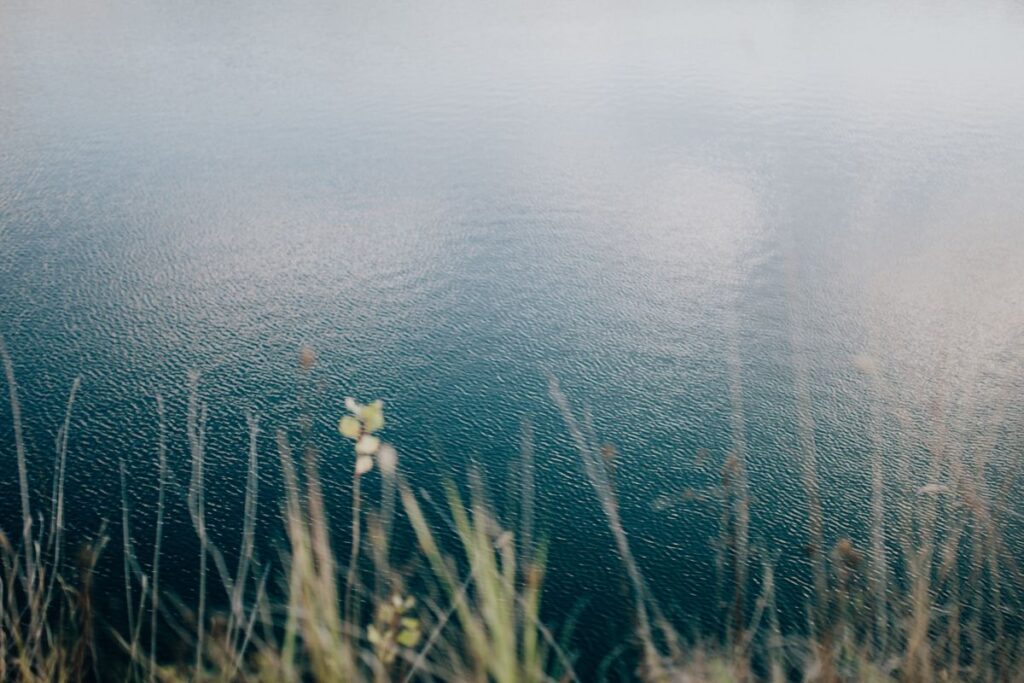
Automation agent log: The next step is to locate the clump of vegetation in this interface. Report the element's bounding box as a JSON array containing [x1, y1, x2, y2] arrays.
[[2, 335, 1024, 682], [0, 338, 573, 682]]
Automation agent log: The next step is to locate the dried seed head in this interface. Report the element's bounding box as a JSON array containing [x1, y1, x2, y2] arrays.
[[835, 538, 863, 569], [299, 346, 316, 371]]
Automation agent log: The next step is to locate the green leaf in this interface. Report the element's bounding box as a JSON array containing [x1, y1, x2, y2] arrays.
[[362, 400, 385, 433], [396, 626, 421, 648], [339, 416, 362, 439], [378, 603, 396, 622]]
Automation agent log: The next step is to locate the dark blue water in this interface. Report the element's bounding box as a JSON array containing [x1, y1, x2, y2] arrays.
[[3, 0, 1024, 672]]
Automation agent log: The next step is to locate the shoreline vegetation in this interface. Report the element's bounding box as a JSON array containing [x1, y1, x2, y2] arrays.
[[2, 338, 1024, 682]]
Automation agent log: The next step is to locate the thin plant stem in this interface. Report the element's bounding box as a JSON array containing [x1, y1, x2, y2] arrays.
[[344, 469, 364, 646], [149, 394, 167, 683], [187, 373, 208, 678], [119, 459, 137, 679], [0, 335, 34, 590]]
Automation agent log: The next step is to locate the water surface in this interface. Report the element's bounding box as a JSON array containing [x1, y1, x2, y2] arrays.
[[2, 0, 1024, 669]]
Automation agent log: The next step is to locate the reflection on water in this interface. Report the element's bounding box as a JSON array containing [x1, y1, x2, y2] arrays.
[[2, 0, 1024, 672]]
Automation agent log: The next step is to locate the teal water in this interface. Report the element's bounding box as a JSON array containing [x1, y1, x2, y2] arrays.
[[2, 0, 1024, 673]]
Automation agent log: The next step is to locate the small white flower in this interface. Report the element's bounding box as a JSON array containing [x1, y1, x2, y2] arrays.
[[356, 434, 381, 456], [355, 455, 375, 475], [377, 444, 398, 476]]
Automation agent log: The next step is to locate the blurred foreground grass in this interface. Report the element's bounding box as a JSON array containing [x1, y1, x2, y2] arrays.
[[2, 339, 1024, 682]]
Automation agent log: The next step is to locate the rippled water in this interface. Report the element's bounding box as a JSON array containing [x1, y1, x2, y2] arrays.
[[2, 0, 1024, 670]]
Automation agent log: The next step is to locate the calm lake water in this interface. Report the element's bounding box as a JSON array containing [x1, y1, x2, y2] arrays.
[[2, 0, 1024, 672]]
